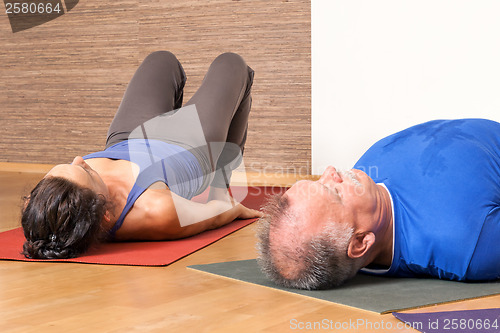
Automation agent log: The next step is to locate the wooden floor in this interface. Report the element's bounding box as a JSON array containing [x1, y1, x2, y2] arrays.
[[0, 166, 498, 332]]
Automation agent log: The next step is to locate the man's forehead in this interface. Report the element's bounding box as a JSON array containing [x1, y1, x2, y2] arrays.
[[285, 180, 314, 196], [283, 183, 337, 230], [285, 180, 335, 203]]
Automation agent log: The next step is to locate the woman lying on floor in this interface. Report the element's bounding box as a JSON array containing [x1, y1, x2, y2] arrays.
[[21, 51, 261, 259]]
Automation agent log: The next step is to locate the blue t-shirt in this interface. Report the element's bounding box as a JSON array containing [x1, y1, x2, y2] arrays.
[[84, 139, 205, 236], [354, 119, 500, 281]]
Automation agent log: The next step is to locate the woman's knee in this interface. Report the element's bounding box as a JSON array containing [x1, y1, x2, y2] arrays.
[[209, 53, 253, 90], [212, 52, 248, 71], [143, 50, 181, 67]]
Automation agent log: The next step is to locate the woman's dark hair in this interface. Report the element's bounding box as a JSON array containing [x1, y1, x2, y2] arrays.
[[21, 176, 107, 259]]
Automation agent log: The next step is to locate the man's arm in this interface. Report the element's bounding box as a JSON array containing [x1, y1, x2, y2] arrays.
[[114, 188, 262, 241]]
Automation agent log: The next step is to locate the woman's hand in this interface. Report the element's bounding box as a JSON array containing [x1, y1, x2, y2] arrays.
[[235, 203, 263, 220], [207, 186, 262, 220]]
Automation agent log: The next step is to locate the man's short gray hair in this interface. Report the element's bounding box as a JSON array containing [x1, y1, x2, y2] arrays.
[[256, 194, 361, 290]]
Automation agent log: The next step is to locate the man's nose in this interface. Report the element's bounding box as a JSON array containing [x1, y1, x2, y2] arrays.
[[320, 166, 343, 183]]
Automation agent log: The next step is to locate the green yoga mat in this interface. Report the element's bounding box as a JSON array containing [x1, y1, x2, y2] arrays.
[[189, 259, 500, 314]]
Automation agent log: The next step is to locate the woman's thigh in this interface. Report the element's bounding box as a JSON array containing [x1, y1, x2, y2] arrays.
[[106, 51, 186, 148]]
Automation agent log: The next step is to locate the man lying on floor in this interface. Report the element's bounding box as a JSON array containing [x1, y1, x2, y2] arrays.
[[257, 118, 500, 289], [21, 51, 261, 260]]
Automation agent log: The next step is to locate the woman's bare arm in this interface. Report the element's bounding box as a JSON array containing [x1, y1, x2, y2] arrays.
[[114, 188, 262, 241]]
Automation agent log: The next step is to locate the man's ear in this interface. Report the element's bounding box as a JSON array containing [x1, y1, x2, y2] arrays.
[[347, 232, 375, 259]]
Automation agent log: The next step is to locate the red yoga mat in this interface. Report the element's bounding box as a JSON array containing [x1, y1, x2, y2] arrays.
[[0, 186, 286, 266]]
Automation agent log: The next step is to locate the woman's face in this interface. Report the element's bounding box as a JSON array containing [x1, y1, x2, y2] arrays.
[[45, 156, 109, 197]]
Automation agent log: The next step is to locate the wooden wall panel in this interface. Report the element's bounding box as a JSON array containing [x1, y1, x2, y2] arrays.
[[0, 0, 311, 174]]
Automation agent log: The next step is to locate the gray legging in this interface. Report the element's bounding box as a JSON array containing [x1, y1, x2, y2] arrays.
[[105, 51, 254, 189]]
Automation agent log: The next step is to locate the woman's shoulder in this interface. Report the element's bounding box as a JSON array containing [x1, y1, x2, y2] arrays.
[[114, 187, 178, 240]]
